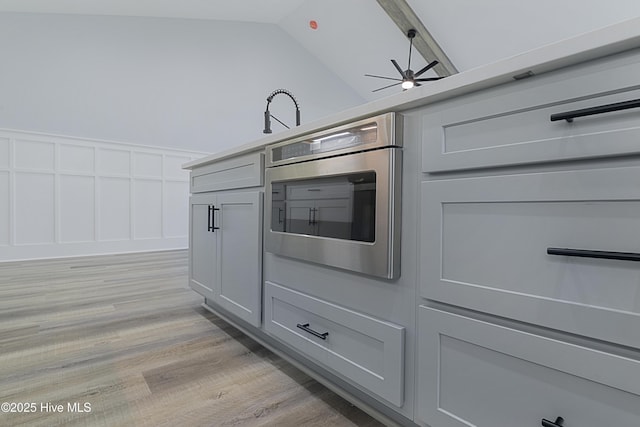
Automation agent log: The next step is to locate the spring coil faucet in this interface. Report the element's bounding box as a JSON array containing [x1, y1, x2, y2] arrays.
[[263, 89, 300, 134]]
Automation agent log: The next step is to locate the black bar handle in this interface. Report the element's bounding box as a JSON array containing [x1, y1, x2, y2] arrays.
[[547, 247, 640, 262], [211, 206, 220, 232], [308, 208, 313, 225], [542, 416, 564, 427], [278, 208, 283, 224], [296, 323, 329, 340], [550, 98, 640, 122], [207, 205, 213, 232]]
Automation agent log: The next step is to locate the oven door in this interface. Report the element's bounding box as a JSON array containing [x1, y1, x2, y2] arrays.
[[265, 147, 401, 279]]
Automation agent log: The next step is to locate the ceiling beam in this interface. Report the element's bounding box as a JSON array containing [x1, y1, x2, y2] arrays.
[[377, 0, 458, 77]]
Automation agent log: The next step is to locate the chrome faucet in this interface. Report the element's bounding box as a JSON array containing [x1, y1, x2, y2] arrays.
[[263, 89, 300, 134]]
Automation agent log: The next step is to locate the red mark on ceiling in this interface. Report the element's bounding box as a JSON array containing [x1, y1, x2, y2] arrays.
[[309, 20, 318, 30]]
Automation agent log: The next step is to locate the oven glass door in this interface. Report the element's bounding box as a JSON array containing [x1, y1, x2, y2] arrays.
[[266, 147, 401, 279], [271, 172, 376, 243]]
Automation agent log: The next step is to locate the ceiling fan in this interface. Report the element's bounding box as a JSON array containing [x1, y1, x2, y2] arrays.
[[366, 29, 444, 92]]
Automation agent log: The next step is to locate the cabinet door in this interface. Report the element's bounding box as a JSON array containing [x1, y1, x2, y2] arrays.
[[421, 165, 640, 349], [215, 191, 263, 327], [189, 194, 217, 299], [416, 306, 640, 427]]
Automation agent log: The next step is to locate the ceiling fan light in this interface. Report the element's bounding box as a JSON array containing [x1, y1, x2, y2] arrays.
[[401, 80, 414, 89]]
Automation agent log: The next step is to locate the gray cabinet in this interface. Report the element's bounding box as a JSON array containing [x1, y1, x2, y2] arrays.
[[189, 191, 263, 327], [417, 46, 640, 427], [420, 165, 640, 349], [264, 281, 405, 407], [416, 306, 640, 427], [183, 37, 640, 427], [421, 48, 640, 172], [190, 152, 263, 193], [189, 194, 217, 300]]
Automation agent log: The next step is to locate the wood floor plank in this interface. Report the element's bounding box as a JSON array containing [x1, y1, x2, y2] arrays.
[[0, 250, 384, 427]]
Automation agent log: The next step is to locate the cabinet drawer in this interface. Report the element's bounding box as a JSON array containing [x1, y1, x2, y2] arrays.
[[417, 307, 640, 427], [421, 165, 640, 349], [190, 151, 263, 193], [264, 281, 404, 407], [422, 48, 640, 172]]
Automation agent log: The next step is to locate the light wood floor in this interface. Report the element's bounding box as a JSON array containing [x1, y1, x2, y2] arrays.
[[0, 250, 384, 427]]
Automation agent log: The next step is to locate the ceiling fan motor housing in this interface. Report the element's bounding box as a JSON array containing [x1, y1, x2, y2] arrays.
[[365, 28, 443, 92]]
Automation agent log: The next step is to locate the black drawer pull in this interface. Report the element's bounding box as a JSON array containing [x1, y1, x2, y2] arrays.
[[296, 323, 329, 340], [547, 247, 640, 262], [211, 206, 220, 232], [207, 205, 214, 232], [550, 98, 640, 122], [541, 416, 564, 427]]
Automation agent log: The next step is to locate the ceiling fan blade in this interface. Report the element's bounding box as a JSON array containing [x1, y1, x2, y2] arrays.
[[390, 59, 406, 78], [364, 74, 403, 82], [415, 77, 445, 82], [372, 82, 402, 92], [414, 60, 440, 78]]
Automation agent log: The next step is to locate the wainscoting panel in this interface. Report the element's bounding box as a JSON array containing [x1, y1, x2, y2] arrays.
[[134, 179, 163, 240], [14, 139, 55, 171], [0, 171, 8, 246], [0, 137, 9, 169], [14, 172, 56, 245], [164, 155, 191, 180], [163, 181, 189, 238], [134, 152, 163, 178], [99, 176, 131, 241], [59, 175, 95, 243], [59, 144, 95, 174], [98, 148, 131, 176], [0, 128, 207, 262]]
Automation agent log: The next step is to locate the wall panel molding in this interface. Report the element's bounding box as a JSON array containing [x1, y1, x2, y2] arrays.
[[0, 128, 207, 262], [0, 171, 9, 246], [0, 137, 10, 169]]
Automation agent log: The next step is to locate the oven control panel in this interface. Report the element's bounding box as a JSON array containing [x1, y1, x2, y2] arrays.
[[266, 113, 401, 167]]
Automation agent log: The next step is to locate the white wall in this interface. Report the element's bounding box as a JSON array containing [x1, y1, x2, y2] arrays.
[[0, 13, 365, 153], [0, 12, 367, 261], [0, 128, 205, 262]]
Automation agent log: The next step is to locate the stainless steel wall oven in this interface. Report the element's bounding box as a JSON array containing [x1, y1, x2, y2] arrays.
[[265, 113, 402, 279]]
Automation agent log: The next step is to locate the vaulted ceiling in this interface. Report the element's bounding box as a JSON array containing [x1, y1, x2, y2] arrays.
[[1, 0, 639, 102]]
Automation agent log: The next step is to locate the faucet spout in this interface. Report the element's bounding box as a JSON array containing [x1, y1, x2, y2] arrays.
[[263, 89, 300, 134]]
